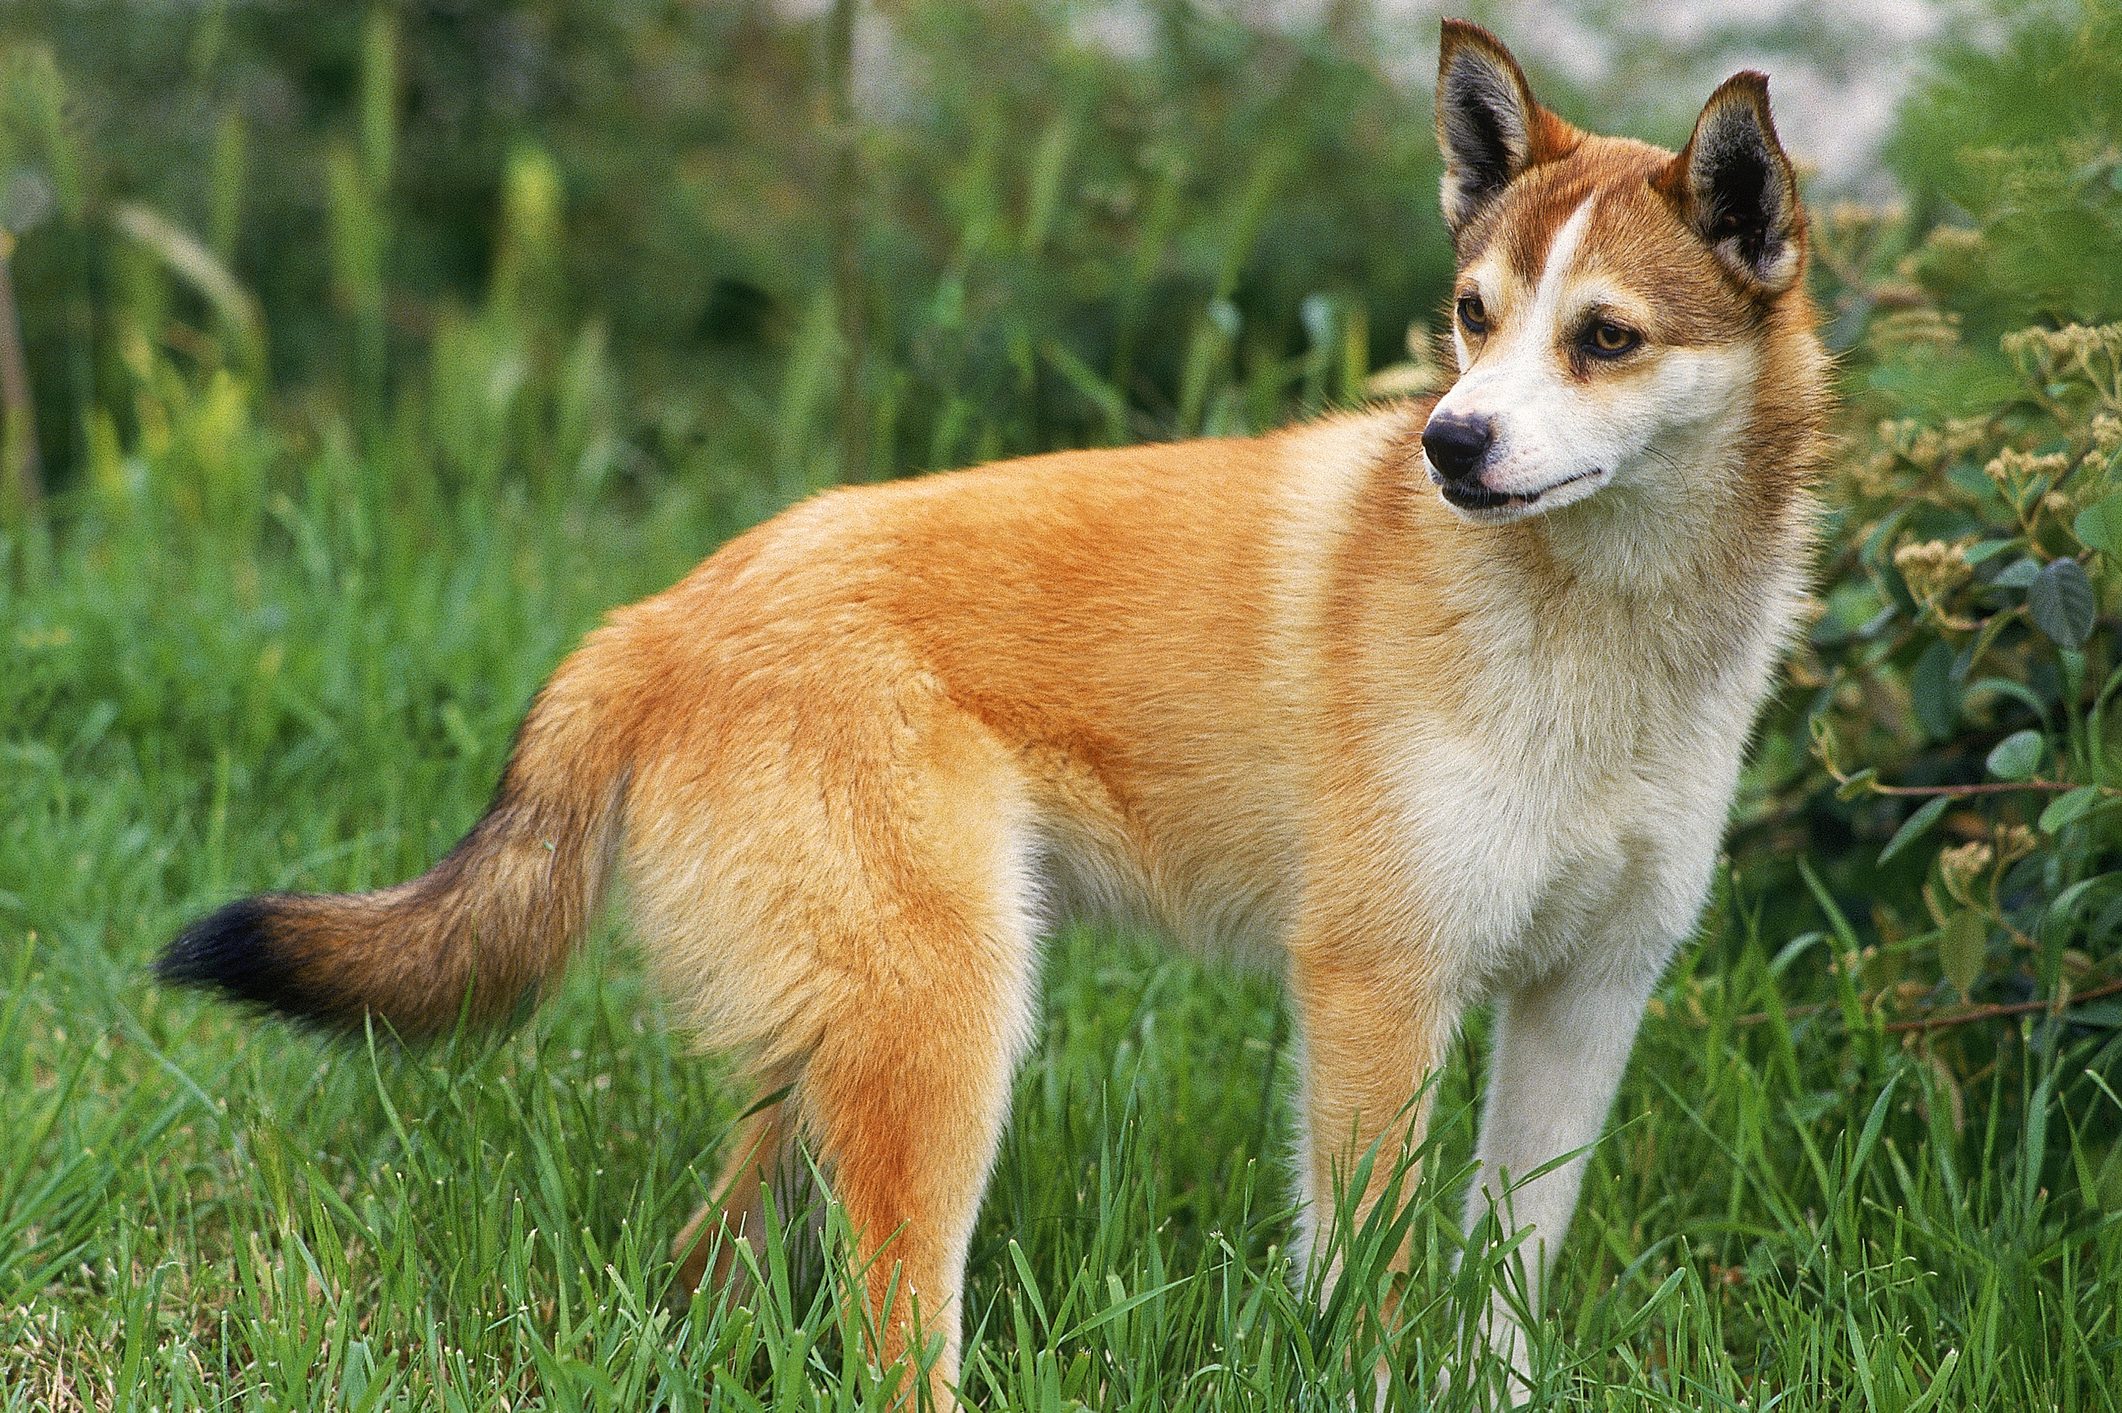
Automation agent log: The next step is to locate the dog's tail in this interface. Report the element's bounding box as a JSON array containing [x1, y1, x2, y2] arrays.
[[157, 628, 637, 1036]]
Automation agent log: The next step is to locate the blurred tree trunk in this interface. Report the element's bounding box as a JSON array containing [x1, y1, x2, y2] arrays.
[[828, 0, 868, 482], [823, 0, 865, 481], [0, 233, 43, 513]]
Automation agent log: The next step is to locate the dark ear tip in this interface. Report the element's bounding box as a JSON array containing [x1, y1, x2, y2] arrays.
[[1709, 69, 1775, 112], [1438, 17, 1512, 62], [1690, 70, 1791, 171]]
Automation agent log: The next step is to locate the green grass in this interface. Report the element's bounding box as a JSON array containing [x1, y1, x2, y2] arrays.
[[3, 0, 2119, 1404], [3, 416, 2119, 1411]]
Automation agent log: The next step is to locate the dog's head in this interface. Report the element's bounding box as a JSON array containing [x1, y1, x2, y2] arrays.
[[1421, 20, 1817, 528]]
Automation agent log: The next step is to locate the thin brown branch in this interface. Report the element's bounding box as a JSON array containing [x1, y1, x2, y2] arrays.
[[1864, 777, 2084, 798], [1716, 975, 2122, 1034], [1881, 976, 2122, 1034]]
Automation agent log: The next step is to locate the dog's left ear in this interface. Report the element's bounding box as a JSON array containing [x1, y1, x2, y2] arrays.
[[1664, 72, 1803, 294]]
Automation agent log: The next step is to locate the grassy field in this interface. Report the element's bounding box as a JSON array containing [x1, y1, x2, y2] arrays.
[[4, 0, 2122, 1408], [1, 390, 2116, 1412]]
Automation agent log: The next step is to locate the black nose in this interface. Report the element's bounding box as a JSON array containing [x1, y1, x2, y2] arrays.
[[1421, 413, 1495, 483]]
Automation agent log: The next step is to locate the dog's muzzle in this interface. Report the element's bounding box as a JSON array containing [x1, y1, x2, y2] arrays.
[[1421, 411, 1495, 486]]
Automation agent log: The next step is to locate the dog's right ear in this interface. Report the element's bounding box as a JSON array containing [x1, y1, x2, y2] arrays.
[[1434, 20, 1574, 238]]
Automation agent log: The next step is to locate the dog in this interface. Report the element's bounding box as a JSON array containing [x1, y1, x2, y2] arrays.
[[159, 19, 1830, 1406]]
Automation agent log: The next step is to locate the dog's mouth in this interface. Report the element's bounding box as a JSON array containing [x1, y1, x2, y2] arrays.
[[1437, 467, 1605, 514]]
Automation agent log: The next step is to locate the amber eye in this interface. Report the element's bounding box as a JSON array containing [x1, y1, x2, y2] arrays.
[[1585, 320, 1641, 357], [1456, 293, 1489, 335]]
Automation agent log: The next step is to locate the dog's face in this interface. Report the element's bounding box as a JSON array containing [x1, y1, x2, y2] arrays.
[[1422, 21, 1808, 526]]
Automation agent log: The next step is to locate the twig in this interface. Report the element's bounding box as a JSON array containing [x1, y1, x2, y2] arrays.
[[1881, 976, 2122, 1034], [1716, 976, 2122, 1034], [1864, 777, 2085, 798]]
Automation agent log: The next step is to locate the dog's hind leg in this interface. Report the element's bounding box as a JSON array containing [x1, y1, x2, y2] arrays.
[[630, 652, 1040, 1404], [672, 1076, 809, 1303], [795, 884, 1038, 1409]]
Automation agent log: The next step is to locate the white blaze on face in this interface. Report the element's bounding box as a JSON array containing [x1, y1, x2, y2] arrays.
[[1428, 195, 1758, 527]]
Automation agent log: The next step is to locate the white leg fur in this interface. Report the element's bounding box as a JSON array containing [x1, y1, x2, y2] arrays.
[[1461, 958, 1665, 1401]]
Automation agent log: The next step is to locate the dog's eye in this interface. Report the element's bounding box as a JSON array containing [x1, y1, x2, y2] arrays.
[[1585, 320, 1641, 357], [1456, 294, 1489, 335]]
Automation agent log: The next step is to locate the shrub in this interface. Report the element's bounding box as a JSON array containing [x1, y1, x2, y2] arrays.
[[1736, 0, 2121, 1101]]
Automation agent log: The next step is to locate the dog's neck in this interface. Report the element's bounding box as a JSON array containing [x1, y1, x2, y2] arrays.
[[1493, 438, 1820, 689], [1533, 461, 1803, 596]]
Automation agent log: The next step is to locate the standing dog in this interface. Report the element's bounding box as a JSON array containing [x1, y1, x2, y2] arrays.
[[160, 20, 1830, 1406]]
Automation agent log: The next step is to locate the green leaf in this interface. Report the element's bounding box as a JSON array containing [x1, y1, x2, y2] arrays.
[[1904, 1349, 1964, 1413], [2074, 491, 2122, 554], [1835, 768, 1879, 801], [1964, 675, 2052, 726], [1940, 910, 1987, 1000], [2039, 785, 2104, 833], [1881, 795, 1951, 865], [1987, 729, 2044, 780], [2028, 558, 2095, 646], [1055, 1273, 1190, 1343], [2044, 876, 2118, 932], [2095, 1142, 2122, 1215], [1006, 1240, 1049, 1332], [1992, 556, 2042, 590], [1911, 640, 1960, 741]]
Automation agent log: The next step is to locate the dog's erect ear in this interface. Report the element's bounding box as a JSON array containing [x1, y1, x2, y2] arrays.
[[1664, 72, 1803, 294], [1434, 20, 1571, 236]]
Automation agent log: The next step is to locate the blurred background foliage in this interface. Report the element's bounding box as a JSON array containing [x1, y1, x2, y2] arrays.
[[0, 0, 1455, 515], [0, 0, 2117, 1137], [1734, 0, 2122, 1128]]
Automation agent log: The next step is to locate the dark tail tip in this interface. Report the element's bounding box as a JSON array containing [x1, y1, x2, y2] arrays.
[[156, 893, 334, 1024]]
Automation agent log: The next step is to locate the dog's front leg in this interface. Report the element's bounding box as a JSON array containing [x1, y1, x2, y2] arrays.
[[1460, 953, 1667, 1402], [1288, 892, 1460, 1402]]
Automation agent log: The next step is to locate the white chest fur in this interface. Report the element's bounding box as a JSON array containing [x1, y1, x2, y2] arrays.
[[1385, 568, 1793, 996]]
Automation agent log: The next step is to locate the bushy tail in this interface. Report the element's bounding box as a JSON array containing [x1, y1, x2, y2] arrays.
[[158, 639, 634, 1035]]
